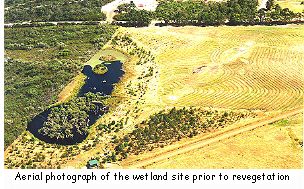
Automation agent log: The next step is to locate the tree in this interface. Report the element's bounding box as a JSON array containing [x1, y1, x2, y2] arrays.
[[113, 4, 153, 27], [280, 8, 294, 22], [117, 2, 136, 13], [38, 93, 107, 141], [155, 0, 176, 24], [258, 8, 267, 23], [266, 0, 275, 11], [270, 4, 282, 21], [227, 0, 258, 25]]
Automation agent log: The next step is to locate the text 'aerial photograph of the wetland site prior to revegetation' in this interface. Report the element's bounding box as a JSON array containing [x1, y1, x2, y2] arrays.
[[3, 0, 304, 169]]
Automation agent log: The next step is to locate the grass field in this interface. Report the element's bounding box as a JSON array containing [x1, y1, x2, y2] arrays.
[[124, 25, 304, 111], [114, 25, 304, 168]]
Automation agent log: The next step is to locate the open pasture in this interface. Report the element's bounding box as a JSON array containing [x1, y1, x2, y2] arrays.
[[124, 25, 304, 111]]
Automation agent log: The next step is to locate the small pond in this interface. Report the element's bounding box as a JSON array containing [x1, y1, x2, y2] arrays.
[[79, 61, 124, 96]]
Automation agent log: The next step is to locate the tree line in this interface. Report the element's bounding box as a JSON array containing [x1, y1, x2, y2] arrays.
[[113, 0, 303, 27]]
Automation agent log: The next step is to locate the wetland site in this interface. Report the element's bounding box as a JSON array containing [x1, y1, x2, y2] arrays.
[[3, 0, 304, 169]]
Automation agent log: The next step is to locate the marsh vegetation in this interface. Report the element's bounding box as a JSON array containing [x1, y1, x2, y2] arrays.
[[4, 0, 115, 23], [4, 24, 117, 148]]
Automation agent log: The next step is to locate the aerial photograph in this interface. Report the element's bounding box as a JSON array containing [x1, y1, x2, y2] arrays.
[[3, 0, 304, 169]]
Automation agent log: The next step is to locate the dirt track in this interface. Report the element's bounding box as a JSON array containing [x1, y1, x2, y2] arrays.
[[125, 107, 304, 168]]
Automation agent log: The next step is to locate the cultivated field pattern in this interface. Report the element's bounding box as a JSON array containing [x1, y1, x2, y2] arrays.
[[124, 25, 304, 111]]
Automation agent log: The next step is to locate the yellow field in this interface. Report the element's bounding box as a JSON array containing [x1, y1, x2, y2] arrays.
[[277, 0, 304, 12], [115, 25, 304, 168], [124, 25, 304, 111], [146, 113, 303, 169]]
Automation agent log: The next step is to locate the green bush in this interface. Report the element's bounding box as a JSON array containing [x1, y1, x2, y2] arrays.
[[93, 64, 108, 75]]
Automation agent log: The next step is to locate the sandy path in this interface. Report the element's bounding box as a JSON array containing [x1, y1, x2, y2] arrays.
[[259, 0, 268, 9], [125, 107, 304, 168]]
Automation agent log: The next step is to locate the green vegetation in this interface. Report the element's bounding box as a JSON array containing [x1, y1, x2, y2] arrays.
[[103, 107, 254, 162], [113, 2, 153, 27], [274, 119, 289, 126], [96, 119, 124, 135], [4, 0, 115, 23], [39, 93, 107, 140], [5, 25, 117, 62], [4, 24, 117, 148], [93, 63, 108, 75], [110, 34, 153, 63], [4, 58, 81, 148], [113, 0, 303, 26], [257, 0, 303, 23]]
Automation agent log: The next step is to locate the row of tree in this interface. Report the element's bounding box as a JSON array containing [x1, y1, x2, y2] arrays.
[[113, 0, 303, 26]]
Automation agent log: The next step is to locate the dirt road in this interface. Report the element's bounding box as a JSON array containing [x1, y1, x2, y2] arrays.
[[125, 107, 304, 168]]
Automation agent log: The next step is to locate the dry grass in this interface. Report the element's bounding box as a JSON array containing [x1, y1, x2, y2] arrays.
[[57, 73, 86, 103], [124, 25, 304, 111], [277, 0, 304, 12], [145, 113, 303, 169]]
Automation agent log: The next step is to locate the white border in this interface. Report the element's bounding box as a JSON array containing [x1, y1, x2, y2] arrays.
[[2, 169, 304, 189], [1, 1, 304, 189]]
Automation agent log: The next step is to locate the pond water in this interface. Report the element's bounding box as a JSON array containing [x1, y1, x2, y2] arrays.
[[27, 57, 125, 145], [79, 61, 124, 96]]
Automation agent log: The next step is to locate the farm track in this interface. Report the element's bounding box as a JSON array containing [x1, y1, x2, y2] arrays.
[[125, 106, 304, 168]]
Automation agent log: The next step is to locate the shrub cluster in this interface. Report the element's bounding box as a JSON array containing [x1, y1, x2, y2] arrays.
[[39, 93, 108, 140]]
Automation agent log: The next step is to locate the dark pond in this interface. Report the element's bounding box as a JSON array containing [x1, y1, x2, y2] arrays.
[[27, 61, 124, 145], [79, 61, 124, 96]]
